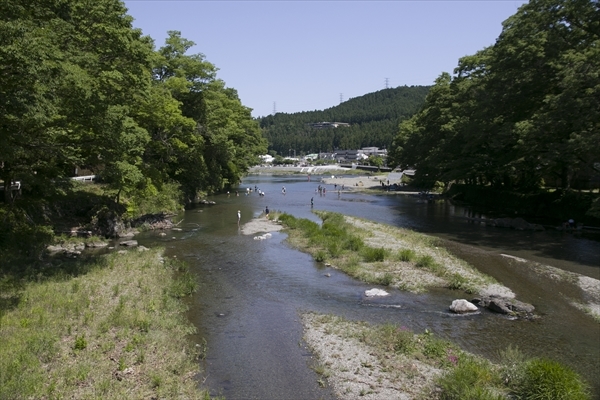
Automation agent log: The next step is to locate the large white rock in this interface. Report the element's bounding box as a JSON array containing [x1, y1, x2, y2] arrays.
[[365, 288, 389, 297], [449, 299, 478, 313]]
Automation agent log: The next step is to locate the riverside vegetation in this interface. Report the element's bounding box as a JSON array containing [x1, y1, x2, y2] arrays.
[[0, 248, 216, 399], [277, 211, 591, 399]]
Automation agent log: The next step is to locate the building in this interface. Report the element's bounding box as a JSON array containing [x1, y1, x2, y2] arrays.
[[307, 122, 350, 129], [334, 148, 387, 163]]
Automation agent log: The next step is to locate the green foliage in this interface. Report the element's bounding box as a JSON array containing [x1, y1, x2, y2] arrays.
[[314, 250, 327, 262], [373, 324, 415, 355], [0, 207, 54, 262], [513, 358, 590, 400], [74, 335, 87, 351], [361, 247, 387, 262], [436, 356, 504, 400], [375, 273, 394, 286], [396, 248, 416, 262], [390, 0, 600, 194], [343, 236, 364, 252], [259, 86, 429, 156], [126, 181, 183, 218], [416, 254, 437, 269], [447, 273, 476, 293]]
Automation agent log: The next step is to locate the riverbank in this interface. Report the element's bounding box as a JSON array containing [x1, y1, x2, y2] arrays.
[[248, 211, 599, 398], [0, 249, 211, 399]]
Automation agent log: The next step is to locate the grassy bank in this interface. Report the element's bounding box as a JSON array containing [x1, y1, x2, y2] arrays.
[[303, 313, 591, 399], [0, 248, 211, 399], [278, 211, 501, 295]]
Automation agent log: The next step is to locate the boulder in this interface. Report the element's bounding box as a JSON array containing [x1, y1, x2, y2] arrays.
[[92, 209, 125, 238], [46, 245, 64, 253], [449, 299, 479, 313], [86, 241, 109, 248], [471, 296, 535, 316], [119, 240, 138, 247], [131, 212, 175, 230], [364, 288, 389, 297]]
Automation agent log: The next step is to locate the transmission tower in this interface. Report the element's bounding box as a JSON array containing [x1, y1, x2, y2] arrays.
[[340, 93, 343, 103], [385, 78, 389, 89], [272, 102, 277, 115]]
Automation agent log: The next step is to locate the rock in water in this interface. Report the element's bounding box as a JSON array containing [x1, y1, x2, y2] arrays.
[[365, 288, 389, 297], [449, 299, 479, 313]]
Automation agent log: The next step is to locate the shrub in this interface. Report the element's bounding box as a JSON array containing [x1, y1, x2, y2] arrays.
[[344, 236, 364, 252], [436, 356, 504, 400], [397, 248, 416, 262], [448, 273, 476, 293], [361, 247, 387, 262], [416, 254, 436, 269], [327, 241, 342, 258], [376, 272, 394, 286], [498, 345, 526, 389], [314, 250, 327, 262], [513, 358, 590, 400], [74, 335, 87, 351], [375, 324, 415, 355]]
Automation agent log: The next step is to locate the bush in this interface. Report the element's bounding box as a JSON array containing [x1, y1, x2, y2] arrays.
[[375, 324, 415, 355], [513, 358, 590, 400], [397, 248, 416, 262], [314, 250, 327, 262], [376, 273, 394, 286], [436, 356, 504, 400], [361, 247, 387, 262], [344, 236, 364, 251], [416, 254, 436, 269], [448, 273, 476, 293]]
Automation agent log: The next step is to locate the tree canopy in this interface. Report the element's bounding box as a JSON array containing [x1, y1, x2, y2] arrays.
[[388, 0, 599, 192], [0, 1, 266, 206]]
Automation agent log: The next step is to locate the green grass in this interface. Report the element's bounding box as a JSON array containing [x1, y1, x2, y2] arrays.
[[0, 249, 212, 399], [513, 358, 590, 400], [437, 346, 591, 400], [396, 248, 416, 262], [278, 211, 498, 294], [361, 246, 388, 262]]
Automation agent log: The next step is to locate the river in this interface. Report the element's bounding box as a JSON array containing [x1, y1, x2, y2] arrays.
[[136, 174, 600, 399]]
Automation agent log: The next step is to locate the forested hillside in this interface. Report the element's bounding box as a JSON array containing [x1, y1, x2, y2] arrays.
[[388, 0, 599, 194], [259, 86, 429, 156]]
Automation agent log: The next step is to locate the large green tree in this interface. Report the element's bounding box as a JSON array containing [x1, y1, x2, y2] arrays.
[[146, 31, 266, 201], [389, 0, 599, 191], [0, 0, 154, 203]]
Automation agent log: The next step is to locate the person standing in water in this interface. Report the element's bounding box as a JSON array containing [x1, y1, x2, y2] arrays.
[[265, 206, 270, 219], [237, 210, 241, 226]]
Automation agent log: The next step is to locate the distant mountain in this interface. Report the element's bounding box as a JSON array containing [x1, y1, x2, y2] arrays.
[[258, 85, 429, 156]]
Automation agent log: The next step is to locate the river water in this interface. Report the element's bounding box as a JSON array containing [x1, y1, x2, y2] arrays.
[[136, 174, 600, 399]]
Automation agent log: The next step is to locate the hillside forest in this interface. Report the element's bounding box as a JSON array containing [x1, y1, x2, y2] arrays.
[[259, 86, 429, 156]]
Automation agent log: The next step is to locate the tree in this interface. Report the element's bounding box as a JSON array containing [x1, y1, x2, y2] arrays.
[[389, 0, 600, 192], [146, 31, 266, 201], [0, 0, 155, 203]]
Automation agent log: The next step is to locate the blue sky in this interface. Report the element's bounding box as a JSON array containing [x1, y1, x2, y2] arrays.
[[124, 0, 528, 118]]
